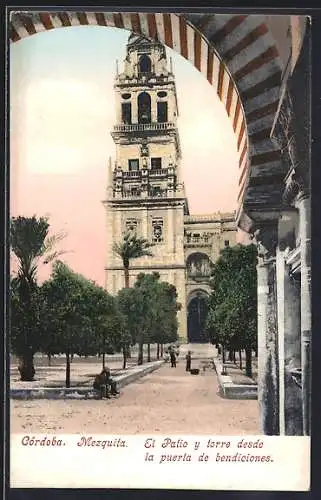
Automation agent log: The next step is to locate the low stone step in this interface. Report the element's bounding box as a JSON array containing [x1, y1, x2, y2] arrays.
[[10, 360, 165, 400], [213, 356, 258, 400]]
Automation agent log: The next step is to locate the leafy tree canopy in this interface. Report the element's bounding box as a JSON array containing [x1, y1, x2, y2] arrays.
[[206, 244, 258, 350]]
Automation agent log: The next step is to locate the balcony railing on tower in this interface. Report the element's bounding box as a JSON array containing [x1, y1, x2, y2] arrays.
[[113, 122, 176, 133], [121, 168, 169, 180], [118, 189, 169, 199]]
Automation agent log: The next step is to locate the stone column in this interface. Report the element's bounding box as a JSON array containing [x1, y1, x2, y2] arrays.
[[256, 222, 279, 435], [151, 92, 157, 123], [276, 211, 302, 435], [131, 90, 137, 124], [297, 190, 311, 436]]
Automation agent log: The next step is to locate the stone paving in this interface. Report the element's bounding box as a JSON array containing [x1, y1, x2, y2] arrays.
[[11, 347, 260, 435]]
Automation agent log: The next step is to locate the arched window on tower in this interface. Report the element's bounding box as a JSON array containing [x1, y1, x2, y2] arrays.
[[157, 101, 168, 123], [138, 92, 151, 124], [121, 102, 132, 124], [139, 54, 152, 75]]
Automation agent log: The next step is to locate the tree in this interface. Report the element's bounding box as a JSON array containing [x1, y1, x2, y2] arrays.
[[151, 281, 180, 355], [41, 262, 119, 387], [10, 215, 66, 381], [112, 232, 154, 366], [10, 277, 44, 378], [206, 244, 258, 377], [117, 287, 140, 367], [117, 273, 179, 365]]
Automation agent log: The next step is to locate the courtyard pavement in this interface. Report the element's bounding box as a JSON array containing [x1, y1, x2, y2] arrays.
[[11, 348, 259, 435]]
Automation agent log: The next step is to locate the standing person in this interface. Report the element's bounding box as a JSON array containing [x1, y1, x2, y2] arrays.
[[169, 347, 177, 368], [185, 351, 192, 372]]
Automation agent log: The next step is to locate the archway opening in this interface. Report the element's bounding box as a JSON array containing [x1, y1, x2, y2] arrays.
[[10, 24, 241, 287], [187, 292, 209, 343], [138, 92, 151, 123], [186, 252, 213, 280], [138, 54, 151, 75]]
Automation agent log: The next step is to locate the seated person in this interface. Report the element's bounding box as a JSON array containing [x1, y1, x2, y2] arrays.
[[93, 367, 120, 398]]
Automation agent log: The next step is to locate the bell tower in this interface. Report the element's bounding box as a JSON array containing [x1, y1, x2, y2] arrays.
[[103, 32, 188, 339]]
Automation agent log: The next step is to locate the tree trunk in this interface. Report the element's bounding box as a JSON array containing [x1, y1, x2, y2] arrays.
[[71, 353, 74, 362], [228, 349, 233, 362], [160, 344, 163, 357], [47, 353, 52, 366], [147, 343, 151, 362], [221, 345, 227, 375], [122, 345, 127, 370], [245, 347, 252, 378], [233, 351, 236, 364], [66, 352, 71, 388], [18, 348, 35, 381], [124, 266, 130, 289], [138, 342, 144, 365], [102, 352, 105, 369], [239, 350, 243, 370], [157, 343, 160, 360]]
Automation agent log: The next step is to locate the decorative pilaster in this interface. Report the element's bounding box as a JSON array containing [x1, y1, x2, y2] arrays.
[[167, 207, 175, 256], [256, 222, 279, 435], [114, 165, 123, 199]]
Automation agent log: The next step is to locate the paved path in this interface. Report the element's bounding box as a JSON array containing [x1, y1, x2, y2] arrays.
[[11, 360, 259, 435]]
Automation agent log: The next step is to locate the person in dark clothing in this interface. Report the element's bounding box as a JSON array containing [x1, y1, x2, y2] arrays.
[[185, 351, 192, 372], [93, 368, 120, 398], [169, 348, 177, 368]]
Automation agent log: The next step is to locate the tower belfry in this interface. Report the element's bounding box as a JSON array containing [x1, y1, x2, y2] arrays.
[[103, 33, 237, 342], [104, 32, 189, 337], [109, 33, 186, 203]]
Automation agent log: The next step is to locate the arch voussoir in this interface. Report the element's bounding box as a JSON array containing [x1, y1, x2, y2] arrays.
[[9, 10, 288, 227]]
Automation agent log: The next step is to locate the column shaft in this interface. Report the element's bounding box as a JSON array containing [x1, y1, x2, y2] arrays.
[[277, 248, 302, 435], [298, 194, 311, 435], [257, 251, 279, 435]]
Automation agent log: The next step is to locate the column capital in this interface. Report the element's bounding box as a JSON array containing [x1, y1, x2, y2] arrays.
[[278, 208, 298, 252], [254, 221, 278, 261], [283, 168, 310, 205]]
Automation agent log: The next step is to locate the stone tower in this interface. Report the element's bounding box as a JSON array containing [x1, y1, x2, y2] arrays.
[[103, 32, 188, 339]]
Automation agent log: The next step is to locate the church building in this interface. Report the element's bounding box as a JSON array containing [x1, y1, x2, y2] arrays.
[[103, 33, 237, 342]]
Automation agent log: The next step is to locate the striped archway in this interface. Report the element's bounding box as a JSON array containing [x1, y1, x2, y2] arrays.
[[9, 11, 285, 233]]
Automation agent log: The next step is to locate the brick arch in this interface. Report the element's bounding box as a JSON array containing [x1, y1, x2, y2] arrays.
[[9, 11, 284, 228]]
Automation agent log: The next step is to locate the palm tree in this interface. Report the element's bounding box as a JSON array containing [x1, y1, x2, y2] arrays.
[[113, 232, 154, 366], [112, 232, 154, 289], [10, 215, 67, 381]]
